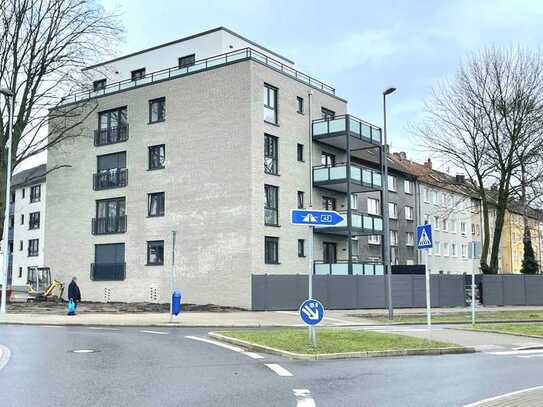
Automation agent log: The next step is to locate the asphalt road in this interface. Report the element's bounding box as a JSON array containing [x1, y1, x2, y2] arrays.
[[1, 325, 543, 406]]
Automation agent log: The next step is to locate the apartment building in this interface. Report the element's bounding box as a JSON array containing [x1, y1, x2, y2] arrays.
[[392, 155, 482, 275], [45, 27, 385, 307], [8, 164, 47, 287]]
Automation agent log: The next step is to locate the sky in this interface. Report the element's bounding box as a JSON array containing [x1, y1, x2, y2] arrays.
[[90, 0, 543, 171]]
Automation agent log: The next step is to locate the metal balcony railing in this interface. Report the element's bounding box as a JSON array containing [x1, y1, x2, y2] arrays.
[[94, 125, 129, 146], [313, 163, 382, 189], [312, 115, 382, 145], [91, 215, 127, 235], [93, 168, 128, 190], [313, 261, 384, 275], [90, 262, 126, 281], [60, 48, 335, 106]]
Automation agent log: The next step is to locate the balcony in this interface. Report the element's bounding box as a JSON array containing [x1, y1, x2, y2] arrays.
[[90, 262, 126, 281], [92, 215, 127, 235], [312, 115, 382, 153], [314, 261, 384, 275], [93, 168, 128, 190], [94, 125, 129, 146], [314, 210, 383, 236], [313, 163, 382, 193]]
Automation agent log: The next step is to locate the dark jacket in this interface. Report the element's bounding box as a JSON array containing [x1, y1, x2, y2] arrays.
[[68, 281, 81, 302]]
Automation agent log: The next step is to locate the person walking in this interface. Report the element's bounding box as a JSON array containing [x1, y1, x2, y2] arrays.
[[68, 277, 81, 313]]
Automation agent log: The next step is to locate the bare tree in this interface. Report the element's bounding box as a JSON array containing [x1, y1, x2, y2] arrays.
[[416, 47, 543, 274], [0, 0, 123, 234]]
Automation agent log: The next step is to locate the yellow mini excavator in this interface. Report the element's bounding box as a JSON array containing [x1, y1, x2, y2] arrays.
[[27, 267, 65, 302]]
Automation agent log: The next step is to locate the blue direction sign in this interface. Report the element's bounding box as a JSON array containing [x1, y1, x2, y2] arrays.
[[291, 209, 345, 226], [299, 299, 325, 326], [416, 224, 433, 249]]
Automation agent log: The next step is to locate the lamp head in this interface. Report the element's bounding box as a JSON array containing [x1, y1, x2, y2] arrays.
[[383, 87, 397, 96]]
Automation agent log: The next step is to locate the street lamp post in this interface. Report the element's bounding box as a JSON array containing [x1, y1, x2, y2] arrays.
[[0, 87, 14, 314], [382, 87, 396, 320]]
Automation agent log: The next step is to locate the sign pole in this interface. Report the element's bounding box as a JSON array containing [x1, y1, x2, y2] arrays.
[[426, 247, 431, 330], [471, 243, 476, 325], [170, 230, 177, 322], [307, 90, 317, 347], [417, 223, 433, 331]]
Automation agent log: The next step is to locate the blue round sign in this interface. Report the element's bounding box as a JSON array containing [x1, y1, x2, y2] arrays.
[[299, 299, 325, 326]]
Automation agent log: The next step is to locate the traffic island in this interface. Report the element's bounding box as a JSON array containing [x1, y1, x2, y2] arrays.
[[209, 329, 475, 360], [457, 323, 543, 339]]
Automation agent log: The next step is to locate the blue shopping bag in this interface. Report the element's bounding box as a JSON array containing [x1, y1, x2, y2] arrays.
[[67, 299, 76, 316]]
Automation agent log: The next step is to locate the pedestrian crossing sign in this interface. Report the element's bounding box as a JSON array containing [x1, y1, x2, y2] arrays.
[[416, 224, 433, 249]]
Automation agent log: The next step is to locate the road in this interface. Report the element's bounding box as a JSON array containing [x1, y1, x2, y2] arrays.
[[1, 325, 543, 406]]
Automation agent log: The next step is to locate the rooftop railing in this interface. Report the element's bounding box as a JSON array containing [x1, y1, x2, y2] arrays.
[[60, 48, 336, 105]]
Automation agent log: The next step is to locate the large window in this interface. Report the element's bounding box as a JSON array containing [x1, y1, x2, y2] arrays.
[[92, 243, 125, 281], [264, 185, 279, 225], [148, 145, 165, 170], [28, 239, 39, 257], [322, 196, 336, 211], [148, 192, 165, 217], [94, 197, 126, 234], [404, 180, 413, 194], [388, 175, 397, 192], [321, 152, 335, 167], [404, 206, 414, 221], [264, 134, 278, 175], [95, 151, 127, 190], [178, 54, 196, 68], [147, 240, 164, 265], [388, 202, 398, 219], [390, 231, 399, 246], [97, 107, 128, 146], [367, 198, 380, 215], [30, 185, 41, 203], [265, 236, 279, 264], [264, 84, 278, 124], [149, 97, 166, 123], [29, 212, 40, 230]]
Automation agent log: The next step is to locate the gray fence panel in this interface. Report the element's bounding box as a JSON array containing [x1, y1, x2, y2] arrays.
[[391, 275, 413, 308], [481, 275, 504, 306], [413, 276, 427, 307], [358, 276, 387, 308], [502, 275, 526, 305], [437, 276, 466, 307], [525, 276, 543, 305], [325, 275, 358, 309]]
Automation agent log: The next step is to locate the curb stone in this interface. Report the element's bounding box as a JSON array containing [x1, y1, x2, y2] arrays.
[[453, 327, 543, 340], [208, 332, 476, 360]]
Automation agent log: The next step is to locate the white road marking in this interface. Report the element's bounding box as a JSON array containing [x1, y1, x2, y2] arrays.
[[88, 327, 120, 331], [487, 349, 543, 356], [464, 385, 543, 407], [293, 389, 316, 407], [265, 363, 293, 377], [519, 354, 543, 359], [245, 352, 264, 359], [474, 344, 505, 351], [185, 336, 244, 352], [72, 349, 96, 353], [0, 345, 11, 370], [39, 325, 64, 328], [512, 344, 543, 351], [140, 330, 168, 335]]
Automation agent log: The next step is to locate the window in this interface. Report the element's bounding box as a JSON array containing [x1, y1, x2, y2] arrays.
[[424, 188, 431, 203], [178, 54, 195, 68], [131, 68, 146, 81], [97, 107, 128, 146], [450, 219, 456, 233], [390, 230, 399, 246], [148, 192, 165, 217], [28, 239, 39, 257], [20, 214, 24, 225], [321, 152, 335, 167], [265, 236, 279, 264], [149, 97, 166, 123], [29, 212, 40, 229], [351, 194, 358, 210], [388, 202, 398, 219], [388, 175, 397, 192], [441, 192, 447, 207], [406, 232, 415, 246], [10, 192, 15, 203], [441, 218, 448, 231], [95, 197, 126, 234], [19, 240, 23, 251], [296, 97, 304, 114], [298, 239, 305, 257], [434, 241, 441, 256], [96, 151, 127, 190], [434, 216, 439, 230], [297, 191, 305, 209], [93, 243, 125, 281], [368, 235, 381, 245], [471, 223, 476, 235], [264, 84, 278, 124], [264, 134, 278, 175], [404, 206, 414, 221], [443, 242, 449, 257], [93, 79, 107, 92], [404, 180, 413, 194], [321, 107, 335, 119], [9, 215, 14, 228], [451, 243, 457, 257], [322, 196, 336, 211], [476, 224, 480, 235], [432, 190, 439, 205], [147, 240, 164, 265], [297, 144, 304, 162], [323, 242, 337, 264], [22, 188, 25, 198], [264, 185, 279, 225], [448, 195, 454, 208], [148, 144, 166, 170], [18, 267, 22, 278], [462, 244, 468, 258], [391, 247, 399, 265], [460, 222, 467, 234], [30, 185, 41, 203], [367, 198, 380, 216]]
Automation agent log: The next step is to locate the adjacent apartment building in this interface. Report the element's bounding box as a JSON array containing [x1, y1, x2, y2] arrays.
[[8, 164, 47, 288], [45, 27, 386, 307]]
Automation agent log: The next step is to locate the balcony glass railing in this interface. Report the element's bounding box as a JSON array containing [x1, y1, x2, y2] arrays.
[[93, 168, 128, 190], [60, 48, 335, 105], [332, 211, 383, 232], [94, 125, 129, 146], [312, 115, 382, 145], [313, 164, 382, 188], [314, 261, 384, 275], [90, 262, 126, 281], [92, 215, 127, 235]]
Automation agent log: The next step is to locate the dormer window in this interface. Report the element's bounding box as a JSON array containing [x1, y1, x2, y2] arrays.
[[178, 54, 195, 68], [93, 79, 106, 92], [131, 68, 146, 81]]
